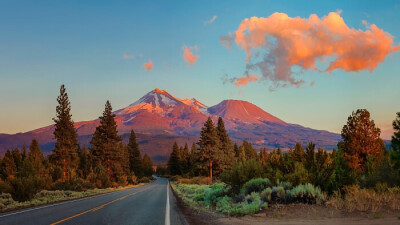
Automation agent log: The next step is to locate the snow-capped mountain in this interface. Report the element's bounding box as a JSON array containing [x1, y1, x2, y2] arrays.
[[0, 88, 341, 161]]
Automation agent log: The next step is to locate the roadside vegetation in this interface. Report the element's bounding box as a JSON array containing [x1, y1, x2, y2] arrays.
[[165, 110, 400, 218], [0, 85, 154, 205], [0, 184, 145, 212]]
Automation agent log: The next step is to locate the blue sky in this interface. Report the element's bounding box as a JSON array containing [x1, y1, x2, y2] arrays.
[[0, 0, 399, 139]]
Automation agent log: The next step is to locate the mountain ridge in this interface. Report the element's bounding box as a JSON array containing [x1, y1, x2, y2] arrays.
[[0, 88, 342, 161]]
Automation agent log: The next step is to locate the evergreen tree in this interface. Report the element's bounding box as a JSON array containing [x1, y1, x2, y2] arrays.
[[216, 117, 235, 172], [293, 142, 305, 163], [51, 84, 79, 180], [142, 154, 153, 177], [233, 143, 240, 158], [1, 150, 17, 178], [341, 109, 384, 170], [182, 143, 190, 173], [391, 112, 400, 169], [78, 145, 91, 179], [304, 142, 315, 175], [242, 140, 258, 160], [168, 142, 182, 175], [28, 139, 44, 176], [127, 130, 143, 177], [189, 142, 199, 175], [197, 117, 220, 180], [11, 148, 23, 172], [259, 147, 269, 163], [90, 101, 123, 182], [21, 145, 27, 161]]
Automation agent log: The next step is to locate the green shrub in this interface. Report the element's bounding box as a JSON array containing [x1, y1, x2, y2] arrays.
[[261, 187, 272, 202], [216, 196, 234, 214], [220, 159, 264, 194], [241, 178, 271, 195], [231, 201, 260, 216], [203, 183, 228, 206], [288, 183, 324, 204]]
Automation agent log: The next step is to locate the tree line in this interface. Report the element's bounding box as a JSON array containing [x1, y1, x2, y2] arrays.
[[0, 85, 153, 201], [167, 109, 400, 194]]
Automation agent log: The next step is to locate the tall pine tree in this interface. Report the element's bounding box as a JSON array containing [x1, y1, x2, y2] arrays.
[[90, 101, 123, 182], [28, 139, 44, 176], [216, 117, 235, 173], [168, 142, 182, 175], [197, 117, 220, 180], [51, 84, 79, 180], [127, 130, 143, 177]]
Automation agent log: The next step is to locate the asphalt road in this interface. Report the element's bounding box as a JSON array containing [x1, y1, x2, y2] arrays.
[[0, 177, 186, 225]]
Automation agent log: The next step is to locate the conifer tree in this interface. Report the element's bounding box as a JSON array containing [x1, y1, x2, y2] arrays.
[[28, 139, 44, 176], [391, 112, 400, 169], [21, 144, 27, 161], [78, 145, 91, 179], [197, 117, 220, 180], [341, 109, 384, 170], [259, 147, 269, 163], [127, 130, 143, 177], [90, 101, 123, 182], [51, 85, 79, 180], [142, 154, 153, 177], [293, 142, 305, 163], [12, 148, 22, 172], [189, 142, 199, 175], [182, 143, 190, 173], [233, 143, 239, 158], [242, 140, 258, 160], [1, 150, 17, 178], [304, 142, 316, 176], [216, 117, 235, 172], [168, 142, 182, 175]]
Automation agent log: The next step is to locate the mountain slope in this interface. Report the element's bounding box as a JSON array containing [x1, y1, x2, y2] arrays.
[[0, 89, 341, 161]]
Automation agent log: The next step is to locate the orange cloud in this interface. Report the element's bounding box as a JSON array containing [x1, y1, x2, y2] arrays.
[[223, 11, 400, 88], [235, 74, 260, 86], [144, 60, 153, 71], [123, 54, 134, 59], [183, 46, 199, 66]]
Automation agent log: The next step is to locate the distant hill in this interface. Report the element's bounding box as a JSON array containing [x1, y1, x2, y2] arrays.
[[0, 88, 342, 161]]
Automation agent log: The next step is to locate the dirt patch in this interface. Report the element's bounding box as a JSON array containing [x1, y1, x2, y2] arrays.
[[171, 184, 224, 225], [171, 190, 400, 225], [217, 204, 400, 225]]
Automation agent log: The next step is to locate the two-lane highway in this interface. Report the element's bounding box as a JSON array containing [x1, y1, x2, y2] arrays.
[[0, 177, 186, 225]]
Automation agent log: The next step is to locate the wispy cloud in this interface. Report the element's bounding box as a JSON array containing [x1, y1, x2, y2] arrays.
[[144, 59, 153, 71], [183, 46, 199, 66], [221, 11, 400, 89], [204, 15, 217, 25], [122, 54, 134, 59], [235, 74, 260, 86]]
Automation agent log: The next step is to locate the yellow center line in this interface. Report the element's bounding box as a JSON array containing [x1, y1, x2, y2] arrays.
[[50, 186, 153, 225]]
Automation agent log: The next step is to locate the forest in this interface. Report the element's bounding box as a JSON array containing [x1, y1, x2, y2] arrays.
[[0, 85, 154, 204], [165, 110, 400, 216]]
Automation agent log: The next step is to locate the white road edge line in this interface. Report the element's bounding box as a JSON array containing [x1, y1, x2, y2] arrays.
[[165, 181, 170, 225], [0, 186, 139, 219]]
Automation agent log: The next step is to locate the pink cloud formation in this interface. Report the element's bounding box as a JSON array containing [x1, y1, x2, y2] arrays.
[[123, 54, 134, 59], [222, 11, 400, 89], [144, 60, 153, 71], [183, 46, 199, 66], [235, 74, 260, 87]]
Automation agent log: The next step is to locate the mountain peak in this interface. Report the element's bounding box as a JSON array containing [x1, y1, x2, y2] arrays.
[[152, 88, 168, 95], [208, 99, 285, 124]]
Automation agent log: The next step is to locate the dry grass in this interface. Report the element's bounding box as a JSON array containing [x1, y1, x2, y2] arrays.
[[326, 185, 400, 212], [177, 177, 212, 185], [0, 183, 144, 213]]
